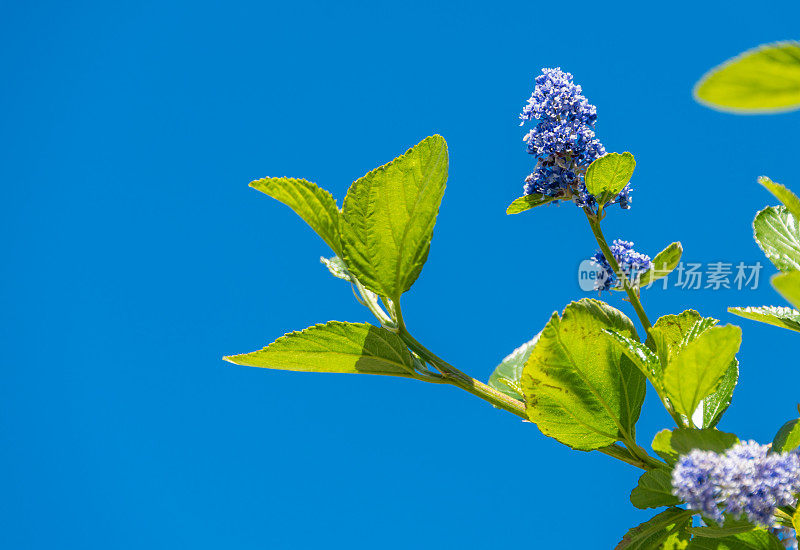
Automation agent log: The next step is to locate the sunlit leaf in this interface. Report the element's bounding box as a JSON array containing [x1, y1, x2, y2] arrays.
[[728, 305, 800, 332], [694, 41, 800, 113], [753, 206, 800, 273], [224, 321, 414, 377], [250, 177, 342, 255], [341, 135, 448, 298], [522, 299, 645, 451], [488, 333, 540, 401], [663, 325, 742, 421], [506, 194, 557, 214], [640, 243, 683, 287]]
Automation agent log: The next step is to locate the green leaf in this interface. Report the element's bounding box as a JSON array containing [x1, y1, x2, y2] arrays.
[[224, 321, 414, 377], [340, 135, 448, 298], [772, 271, 800, 309], [693, 41, 800, 113], [640, 242, 683, 287], [250, 177, 342, 255], [522, 299, 645, 451], [662, 317, 739, 430], [701, 359, 739, 429], [679, 318, 721, 350], [663, 325, 742, 422], [772, 418, 800, 452], [759, 176, 800, 219], [488, 333, 541, 401], [651, 428, 739, 465], [320, 255, 353, 282], [647, 311, 714, 366], [793, 506, 800, 536], [630, 468, 681, 509], [753, 206, 800, 273], [728, 306, 800, 332], [686, 530, 784, 549], [649, 314, 732, 427], [688, 517, 756, 539], [506, 194, 557, 214], [584, 152, 636, 205], [616, 508, 693, 550], [604, 329, 663, 388]]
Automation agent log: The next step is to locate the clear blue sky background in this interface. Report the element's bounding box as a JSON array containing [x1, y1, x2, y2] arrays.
[[4, 1, 800, 548]]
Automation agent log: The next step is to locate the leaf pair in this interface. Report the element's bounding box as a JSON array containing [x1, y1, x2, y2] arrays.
[[226, 136, 449, 377], [250, 135, 448, 300], [609, 310, 741, 429], [730, 177, 800, 332]]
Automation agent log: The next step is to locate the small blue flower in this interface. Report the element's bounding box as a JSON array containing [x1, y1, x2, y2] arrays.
[[672, 449, 724, 523], [671, 441, 800, 527], [590, 240, 652, 291], [519, 68, 631, 209]]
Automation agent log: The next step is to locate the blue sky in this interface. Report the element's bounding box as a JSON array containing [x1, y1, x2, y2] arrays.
[[3, 1, 800, 548]]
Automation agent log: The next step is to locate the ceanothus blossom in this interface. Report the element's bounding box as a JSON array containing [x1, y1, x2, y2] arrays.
[[519, 68, 631, 209], [589, 240, 652, 291], [671, 441, 800, 528]]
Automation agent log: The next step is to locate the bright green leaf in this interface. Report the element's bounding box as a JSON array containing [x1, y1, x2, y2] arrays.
[[640, 242, 683, 287], [663, 325, 742, 422], [506, 194, 557, 214], [651, 428, 739, 465], [793, 506, 800, 538], [759, 176, 800, 218], [647, 311, 713, 366], [772, 418, 800, 453], [616, 508, 693, 550], [341, 135, 448, 298], [605, 329, 663, 388], [250, 177, 342, 255], [585, 152, 636, 205], [686, 529, 784, 549], [701, 359, 739, 429], [488, 333, 540, 401], [224, 321, 414, 377], [728, 305, 800, 332], [649, 314, 732, 427], [679, 318, 720, 349], [772, 271, 800, 309], [522, 299, 645, 451], [693, 41, 800, 113], [630, 468, 681, 510], [753, 206, 800, 273]]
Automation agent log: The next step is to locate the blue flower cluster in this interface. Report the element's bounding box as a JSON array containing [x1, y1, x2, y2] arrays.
[[672, 441, 800, 527], [590, 240, 652, 291], [519, 68, 631, 209]]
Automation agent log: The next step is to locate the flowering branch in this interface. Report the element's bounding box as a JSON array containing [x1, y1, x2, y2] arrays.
[[584, 207, 653, 332], [228, 64, 800, 548]]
